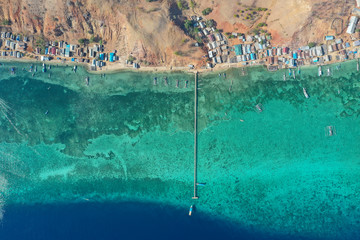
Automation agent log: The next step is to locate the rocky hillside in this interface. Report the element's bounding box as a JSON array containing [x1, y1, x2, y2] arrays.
[[0, 0, 355, 66], [0, 0, 203, 66]]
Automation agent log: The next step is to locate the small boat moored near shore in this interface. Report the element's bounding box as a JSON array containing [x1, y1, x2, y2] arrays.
[[318, 66, 322, 77], [303, 88, 309, 99], [325, 126, 336, 137], [255, 103, 263, 113], [189, 205, 194, 216], [196, 183, 206, 186]]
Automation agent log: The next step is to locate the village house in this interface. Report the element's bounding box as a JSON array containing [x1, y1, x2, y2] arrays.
[[346, 16, 358, 34], [15, 42, 26, 51], [9, 42, 16, 50], [5, 40, 11, 48]]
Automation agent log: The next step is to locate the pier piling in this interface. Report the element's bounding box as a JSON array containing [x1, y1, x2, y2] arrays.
[[192, 71, 199, 200]]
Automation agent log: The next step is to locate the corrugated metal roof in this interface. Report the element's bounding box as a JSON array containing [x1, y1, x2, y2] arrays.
[[354, 40, 360, 46], [109, 52, 115, 62], [346, 16, 358, 34]]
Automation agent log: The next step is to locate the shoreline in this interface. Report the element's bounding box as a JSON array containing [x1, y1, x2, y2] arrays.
[[0, 56, 355, 76], [0, 56, 261, 75], [0, 57, 197, 75]]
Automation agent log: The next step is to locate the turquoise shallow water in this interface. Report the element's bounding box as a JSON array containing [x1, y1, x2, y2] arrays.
[[0, 61, 360, 239]]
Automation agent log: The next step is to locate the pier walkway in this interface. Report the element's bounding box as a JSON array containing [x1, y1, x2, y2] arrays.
[[192, 71, 199, 200]]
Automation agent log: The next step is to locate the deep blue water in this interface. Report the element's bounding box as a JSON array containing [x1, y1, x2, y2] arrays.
[[0, 202, 297, 240]]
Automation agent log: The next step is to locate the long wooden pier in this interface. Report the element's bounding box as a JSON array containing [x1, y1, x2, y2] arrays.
[[192, 71, 199, 200]]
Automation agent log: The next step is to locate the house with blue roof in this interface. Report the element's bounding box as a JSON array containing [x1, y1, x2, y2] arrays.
[[250, 53, 256, 60], [109, 52, 115, 62], [65, 45, 70, 57], [246, 45, 251, 54]]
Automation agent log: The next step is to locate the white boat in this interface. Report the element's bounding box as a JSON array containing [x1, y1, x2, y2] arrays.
[[303, 88, 309, 99], [293, 70, 295, 79], [325, 126, 336, 137], [318, 66, 322, 77], [189, 205, 194, 216], [255, 103, 263, 112], [327, 67, 330, 76], [283, 73, 286, 81], [328, 127, 333, 136], [85, 76, 89, 86]]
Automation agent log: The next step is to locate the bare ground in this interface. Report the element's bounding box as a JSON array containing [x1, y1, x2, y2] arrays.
[[0, 0, 356, 67]]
